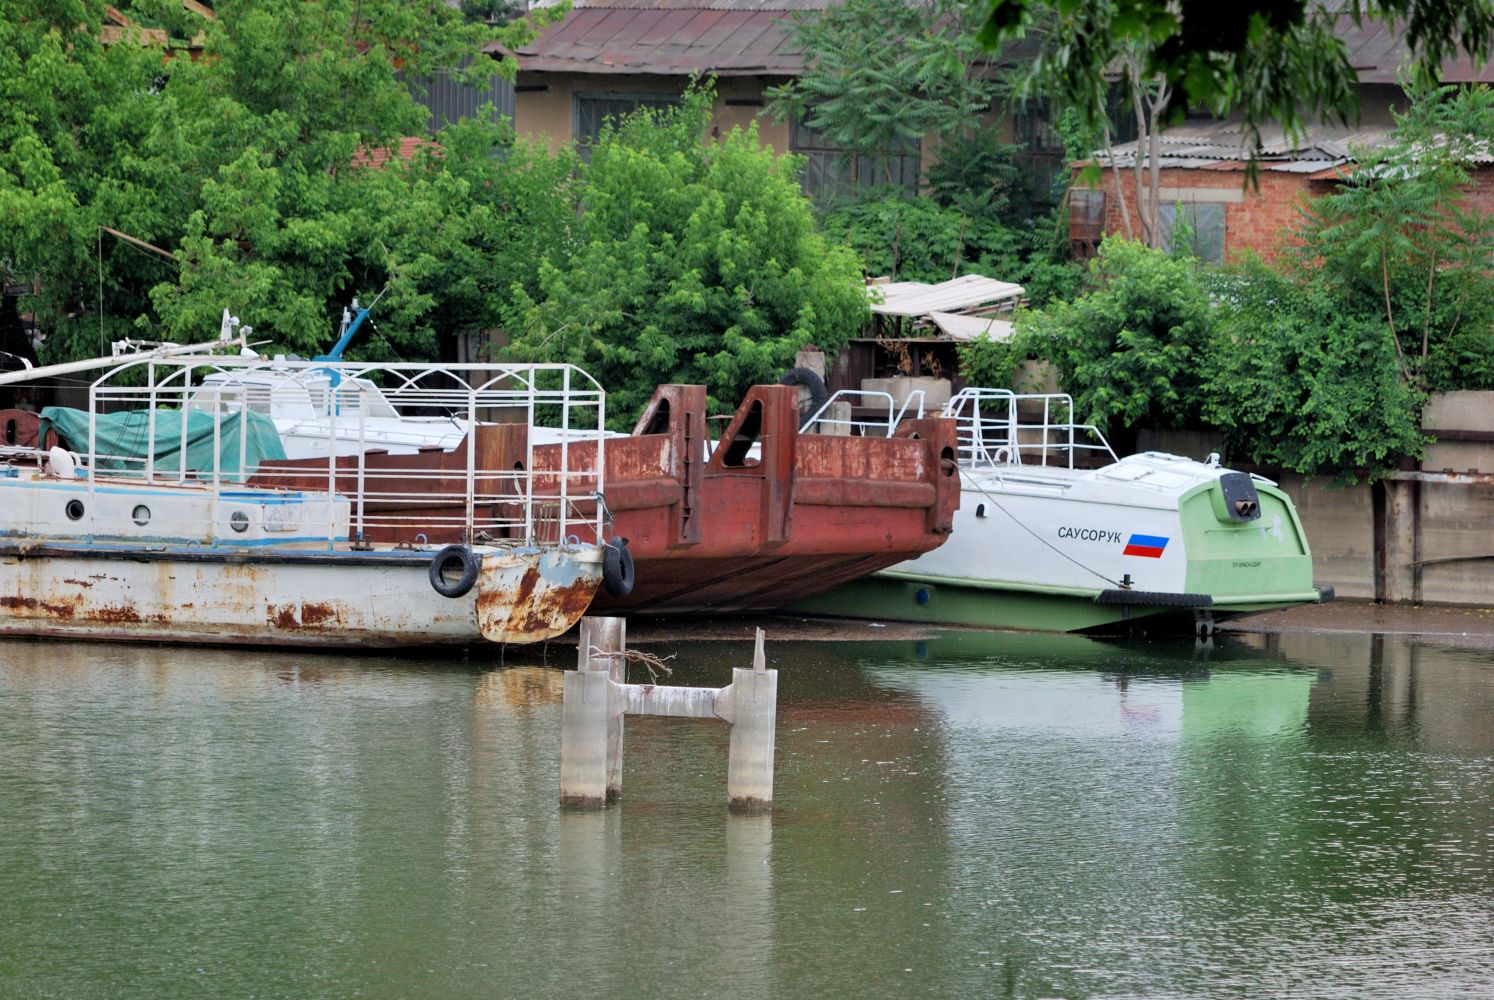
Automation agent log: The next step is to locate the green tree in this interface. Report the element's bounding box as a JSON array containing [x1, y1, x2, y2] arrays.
[[0, 0, 559, 362], [767, 0, 996, 188], [1014, 238, 1215, 433], [976, 1, 1494, 154], [1292, 82, 1494, 392], [1202, 264, 1425, 478], [503, 88, 869, 424]]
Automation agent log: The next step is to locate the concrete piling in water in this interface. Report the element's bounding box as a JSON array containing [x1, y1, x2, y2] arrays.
[[559, 617, 778, 813], [721, 629, 777, 813]]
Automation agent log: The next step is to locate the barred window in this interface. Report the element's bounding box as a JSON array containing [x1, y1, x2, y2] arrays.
[[1158, 202, 1226, 264], [574, 92, 680, 160], [791, 118, 920, 201]]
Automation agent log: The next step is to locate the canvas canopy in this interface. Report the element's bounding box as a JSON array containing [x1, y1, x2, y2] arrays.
[[39, 406, 287, 483]]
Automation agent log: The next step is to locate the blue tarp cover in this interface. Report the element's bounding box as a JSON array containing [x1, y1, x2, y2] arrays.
[[39, 406, 287, 483]]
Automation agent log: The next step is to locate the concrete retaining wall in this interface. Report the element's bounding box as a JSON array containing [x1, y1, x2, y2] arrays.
[[1275, 474, 1376, 601], [1139, 397, 1494, 606]]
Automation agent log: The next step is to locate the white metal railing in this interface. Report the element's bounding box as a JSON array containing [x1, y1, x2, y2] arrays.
[[68, 354, 608, 548], [800, 389, 927, 437], [940, 388, 1117, 471]]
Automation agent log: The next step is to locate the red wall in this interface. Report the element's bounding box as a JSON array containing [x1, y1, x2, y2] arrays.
[[1087, 166, 1339, 263], [1088, 163, 1494, 263]]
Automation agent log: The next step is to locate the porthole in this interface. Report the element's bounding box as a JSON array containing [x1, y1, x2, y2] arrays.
[[132, 504, 151, 526], [230, 511, 250, 533], [65, 500, 85, 521]]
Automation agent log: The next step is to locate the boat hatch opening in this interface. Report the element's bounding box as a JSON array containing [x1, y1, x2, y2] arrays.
[[639, 398, 671, 436], [722, 401, 763, 468]]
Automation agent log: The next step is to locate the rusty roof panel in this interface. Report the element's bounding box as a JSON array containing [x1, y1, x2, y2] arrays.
[[513, 7, 807, 76], [1333, 15, 1494, 83]]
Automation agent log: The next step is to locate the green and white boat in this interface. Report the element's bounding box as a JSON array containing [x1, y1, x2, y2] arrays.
[[796, 388, 1332, 635]]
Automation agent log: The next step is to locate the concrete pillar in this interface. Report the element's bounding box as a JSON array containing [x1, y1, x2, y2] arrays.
[[559, 668, 612, 809], [560, 617, 779, 813], [562, 617, 626, 808], [794, 347, 826, 379], [579, 616, 626, 802], [1378, 479, 1420, 603], [722, 629, 777, 814], [826, 400, 853, 436]]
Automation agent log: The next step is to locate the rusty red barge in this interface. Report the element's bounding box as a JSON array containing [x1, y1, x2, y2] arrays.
[[252, 383, 960, 615]]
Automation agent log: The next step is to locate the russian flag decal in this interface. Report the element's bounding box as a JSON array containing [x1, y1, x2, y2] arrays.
[[1123, 533, 1169, 558]]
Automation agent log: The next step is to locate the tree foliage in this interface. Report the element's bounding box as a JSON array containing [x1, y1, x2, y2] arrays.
[[767, 0, 996, 181], [0, 0, 557, 362], [976, 0, 1494, 158], [1014, 239, 1214, 432], [1201, 265, 1426, 478], [1293, 82, 1494, 392], [502, 88, 869, 425]]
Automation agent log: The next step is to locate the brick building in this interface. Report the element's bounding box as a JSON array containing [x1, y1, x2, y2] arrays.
[[1073, 123, 1391, 264], [1072, 16, 1494, 263]]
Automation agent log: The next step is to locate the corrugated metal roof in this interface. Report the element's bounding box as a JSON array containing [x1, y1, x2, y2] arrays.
[[870, 276, 1025, 318], [929, 312, 1015, 342], [508, 2, 822, 75], [1334, 14, 1494, 84], [1097, 117, 1494, 173], [1094, 121, 1399, 172]]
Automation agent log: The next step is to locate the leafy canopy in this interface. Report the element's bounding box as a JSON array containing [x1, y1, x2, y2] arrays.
[[503, 86, 870, 425], [1014, 238, 1215, 433], [767, 0, 996, 173], [976, 0, 1494, 158], [1201, 264, 1426, 478], [0, 0, 559, 362], [1292, 81, 1494, 392]]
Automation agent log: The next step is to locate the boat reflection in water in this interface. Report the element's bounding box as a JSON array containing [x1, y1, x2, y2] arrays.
[[0, 629, 1489, 999]]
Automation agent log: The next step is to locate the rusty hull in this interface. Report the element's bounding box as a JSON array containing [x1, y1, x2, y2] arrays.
[[0, 544, 602, 648], [248, 383, 958, 616], [566, 384, 959, 614]]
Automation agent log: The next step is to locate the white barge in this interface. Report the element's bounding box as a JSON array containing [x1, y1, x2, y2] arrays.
[[796, 388, 1331, 635], [0, 336, 611, 647]]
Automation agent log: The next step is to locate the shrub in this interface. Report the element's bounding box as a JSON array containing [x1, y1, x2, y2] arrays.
[[1201, 265, 1425, 478], [1013, 239, 1214, 432], [503, 87, 869, 424]]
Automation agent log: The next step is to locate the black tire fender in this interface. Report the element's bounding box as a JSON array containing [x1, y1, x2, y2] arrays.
[[778, 367, 828, 427], [429, 544, 480, 599], [602, 538, 635, 598]]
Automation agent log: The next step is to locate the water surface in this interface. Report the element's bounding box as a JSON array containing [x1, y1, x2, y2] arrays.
[[1, 628, 1490, 998]]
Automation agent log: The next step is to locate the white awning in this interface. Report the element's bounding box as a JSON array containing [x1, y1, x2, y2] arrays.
[[869, 275, 1025, 317], [928, 312, 1016, 342]]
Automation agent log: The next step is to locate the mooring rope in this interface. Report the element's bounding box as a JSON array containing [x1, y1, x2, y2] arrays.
[[958, 468, 1124, 589]]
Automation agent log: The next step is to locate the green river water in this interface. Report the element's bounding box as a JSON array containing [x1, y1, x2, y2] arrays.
[[1, 626, 1490, 999]]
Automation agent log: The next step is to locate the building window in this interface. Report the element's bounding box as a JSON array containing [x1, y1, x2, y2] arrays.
[[1014, 91, 1137, 205], [1158, 202, 1226, 264], [574, 92, 680, 159], [791, 118, 920, 201]]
